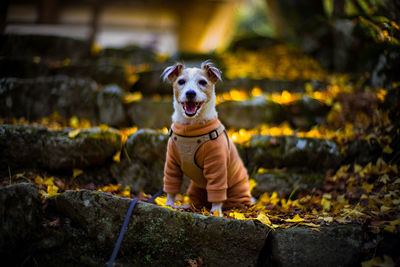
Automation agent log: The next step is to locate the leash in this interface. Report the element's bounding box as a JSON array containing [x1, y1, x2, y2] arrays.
[[107, 188, 163, 267]]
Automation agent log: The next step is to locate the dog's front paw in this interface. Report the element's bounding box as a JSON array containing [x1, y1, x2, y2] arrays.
[[165, 193, 176, 207], [211, 202, 223, 217]]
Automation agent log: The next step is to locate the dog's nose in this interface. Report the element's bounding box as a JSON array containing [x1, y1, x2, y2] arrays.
[[186, 90, 196, 99]]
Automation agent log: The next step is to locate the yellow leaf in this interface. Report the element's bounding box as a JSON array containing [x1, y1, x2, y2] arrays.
[[249, 179, 257, 192], [270, 192, 280, 206], [47, 184, 59, 197], [113, 150, 121, 163], [154, 196, 167, 206], [121, 186, 131, 198], [389, 218, 400, 226], [323, 217, 334, 223], [161, 205, 175, 211], [285, 214, 305, 223], [300, 222, 320, 227], [232, 212, 246, 220], [98, 124, 110, 131], [256, 214, 272, 226], [213, 209, 220, 217], [379, 174, 390, 184], [68, 129, 81, 138], [383, 145, 393, 154], [69, 116, 79, 128], [321, 197, 331, 211], [354, 164, 362, 173], [43, 176, 54, 185], [362, 182, 374, 193], [73, 169, 83, 178], [34, 176, 44, 184], [123, 92, 142, 103], [380, 206, 391, 212]]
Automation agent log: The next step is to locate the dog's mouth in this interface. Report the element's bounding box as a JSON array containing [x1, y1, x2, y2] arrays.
[[182, 101, 204, 117]]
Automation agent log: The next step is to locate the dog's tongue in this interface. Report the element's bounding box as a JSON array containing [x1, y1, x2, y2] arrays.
[[184, 101, 197, 115]]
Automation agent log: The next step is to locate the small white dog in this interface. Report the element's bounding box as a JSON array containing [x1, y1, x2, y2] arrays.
[[162, 61, 251, 216]]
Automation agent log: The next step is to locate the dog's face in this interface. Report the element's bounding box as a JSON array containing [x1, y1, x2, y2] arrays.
[[162, 61, 222, 120]]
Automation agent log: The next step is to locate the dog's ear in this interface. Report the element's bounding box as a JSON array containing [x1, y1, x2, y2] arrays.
[[161, 63, 184, 83], [201, 60, 222, 84]]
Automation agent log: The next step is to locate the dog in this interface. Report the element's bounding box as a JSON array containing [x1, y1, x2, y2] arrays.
[[162, 61, 251, 216]]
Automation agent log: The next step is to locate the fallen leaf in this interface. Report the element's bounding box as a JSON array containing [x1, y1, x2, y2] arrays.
[[68, 129, 81, 138], [73, 169, 83, 178]]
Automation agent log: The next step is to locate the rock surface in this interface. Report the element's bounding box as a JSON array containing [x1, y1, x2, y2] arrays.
[[97, 85, 126, 127], [0, 183, 43, 259], [0, 183, 378, 266], [111, 129, 169, 193], [267, 225, 364, 267], [252, 171, 325, 197], [50, 190, 269, 266], [0, 75, 331, 129], [217, 100, 283, 129], [0, 34, 90, 60], [126, 100, 173, 129], [0, 125, 121, 170], [243, 135, 342, 175], [0, 76, 98, 121]]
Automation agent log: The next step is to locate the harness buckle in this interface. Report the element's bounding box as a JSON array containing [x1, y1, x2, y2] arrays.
[[209, 129, 219, 140], [168, 128, 173, 137]]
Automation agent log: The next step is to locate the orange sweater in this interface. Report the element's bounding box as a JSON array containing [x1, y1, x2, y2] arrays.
[[163, 118, 251, 207]]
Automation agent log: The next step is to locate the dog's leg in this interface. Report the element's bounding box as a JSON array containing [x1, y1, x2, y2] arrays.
[[166, 193, 176, 207], [211, 202, 223, 216]]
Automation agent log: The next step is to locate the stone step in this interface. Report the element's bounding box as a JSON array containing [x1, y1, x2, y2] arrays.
[[0, 34, 90, 61], [0, 76, 99, 122], [133, 68, 326, 95], [252, 171, 325, 198], [0, 124, 121, 170], [0, 56, 140, 90], [0, 77, 330, 129], [2, 183, 389, 266], [0, 124, 342, 195], [241, 135, 342, 175], [0, 125, 341, 194], [0, 55, 326, 97], [112, 130, 342, 194]]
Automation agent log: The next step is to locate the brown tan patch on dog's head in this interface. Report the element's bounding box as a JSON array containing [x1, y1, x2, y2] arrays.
[[201, 60, 222, 84], [161, 63, 184, 83]]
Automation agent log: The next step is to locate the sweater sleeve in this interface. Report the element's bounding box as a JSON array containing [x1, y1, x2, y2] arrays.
[[202, 137, 228, 202], [163, 138, 183, 194]]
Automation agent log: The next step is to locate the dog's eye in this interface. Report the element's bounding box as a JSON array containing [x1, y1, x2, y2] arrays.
[[198, 79, 207, 86], [177, 79, 186, 85]]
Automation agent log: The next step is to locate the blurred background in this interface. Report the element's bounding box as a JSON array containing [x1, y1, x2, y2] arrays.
[[1, 2, 400, 265]]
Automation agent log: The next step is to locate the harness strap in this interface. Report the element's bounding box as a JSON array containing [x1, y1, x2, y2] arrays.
[[107, 188, 163, 267], [169, 124, 227, 187]]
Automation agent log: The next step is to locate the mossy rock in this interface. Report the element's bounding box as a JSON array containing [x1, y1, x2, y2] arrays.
[[97, 85, 126, 127], [131, 68, 172, 95], [0, 125, 121, 170], [112, 129, 168, 193], [244, 135, 341, 174], [0, 76, 98, 121], [217, 99, 284, 128], [0, 34, 90, 60], [252, 171, 325, 197], [0, 183, 43, 261], [267, 225, 364, 266], [126, 100, 173, 129], [50, 190, 269, 266], [282, 96, 330, 130], [97, 45, 157, 65]]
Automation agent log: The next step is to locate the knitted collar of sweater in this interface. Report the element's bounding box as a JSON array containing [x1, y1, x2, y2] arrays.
[[172, 117, 221, 137]]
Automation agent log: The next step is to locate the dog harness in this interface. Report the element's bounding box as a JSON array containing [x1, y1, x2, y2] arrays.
[[169, 124, 228, 187]]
